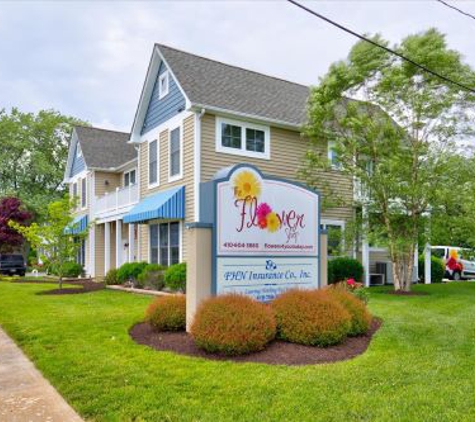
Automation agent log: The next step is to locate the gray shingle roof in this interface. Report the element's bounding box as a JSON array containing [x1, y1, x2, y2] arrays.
[[157, 44, 311, 127], [75, 126, 136, 169]]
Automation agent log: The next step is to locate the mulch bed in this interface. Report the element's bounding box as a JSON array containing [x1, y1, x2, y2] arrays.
[[129, 318, 381, 366], [386, 290, 429, 296]]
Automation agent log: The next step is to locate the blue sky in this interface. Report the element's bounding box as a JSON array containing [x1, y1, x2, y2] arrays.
[[1, 0, 474, 132]]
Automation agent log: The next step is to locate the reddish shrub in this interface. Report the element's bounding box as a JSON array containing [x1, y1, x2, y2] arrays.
[[271, 289, 351, 346], [328, 290, 372, 336], [145, 295, 186, 332], [191, 294, 276, 356]]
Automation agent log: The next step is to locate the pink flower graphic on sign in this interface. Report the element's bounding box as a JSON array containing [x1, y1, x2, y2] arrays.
[[256, 202, 272, 219]]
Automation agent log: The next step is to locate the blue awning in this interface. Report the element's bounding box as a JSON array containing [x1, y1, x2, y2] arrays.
[[65, 215, 88, 235], [124, 186, 185, 224]]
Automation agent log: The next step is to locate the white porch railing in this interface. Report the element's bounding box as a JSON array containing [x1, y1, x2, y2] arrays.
[[93, 184, 139, 219]]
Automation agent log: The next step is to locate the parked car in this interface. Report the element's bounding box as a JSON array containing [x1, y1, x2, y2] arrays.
[[0, 254, 27, 276], [431, 246, 475, 281]]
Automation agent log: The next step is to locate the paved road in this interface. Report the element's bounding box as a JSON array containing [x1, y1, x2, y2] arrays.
[[0, 327, 83, 422]]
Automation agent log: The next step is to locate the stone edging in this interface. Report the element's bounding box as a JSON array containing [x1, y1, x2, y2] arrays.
[[106, 285, 184, 297]]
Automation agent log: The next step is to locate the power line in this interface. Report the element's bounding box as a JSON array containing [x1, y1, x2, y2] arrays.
[[286, 0, 475, 94], [436, 0, 475, 22]]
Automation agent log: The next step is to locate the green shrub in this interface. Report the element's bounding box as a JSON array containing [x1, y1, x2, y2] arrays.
[[104, 268, 119, 285], [164, 263, 186, 292], [191, 294, 276, 356], [418, 256, 445, 283], [145, 295, 186, 331], [62, 261, 83, 277], [116, 262, 148, 283], [351, 287, 370, 304], [137, 264, 166, 290], [328, 290, 372, 336], [272, 289, 351, 346], [43, 259, 78, 277], [328, 257, 364, 284]]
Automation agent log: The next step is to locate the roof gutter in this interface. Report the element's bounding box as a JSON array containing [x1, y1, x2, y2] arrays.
[[88, 157, 138, 173], [189, 103, 303, 131]]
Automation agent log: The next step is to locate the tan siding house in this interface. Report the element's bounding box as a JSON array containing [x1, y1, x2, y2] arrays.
[[62, 43, 391, 286]]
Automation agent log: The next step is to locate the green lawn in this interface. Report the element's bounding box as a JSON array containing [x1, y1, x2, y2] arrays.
[[1, 282, 475, 421]]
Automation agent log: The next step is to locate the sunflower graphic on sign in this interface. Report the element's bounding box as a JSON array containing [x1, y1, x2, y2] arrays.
[[233, 170, 261, 201], [232, 169, 281, 233]]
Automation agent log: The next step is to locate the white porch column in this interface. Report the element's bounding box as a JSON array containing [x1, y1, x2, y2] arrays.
[[413, 244, 418, 283], [116, 219, 122, 268], [128, 223, 135, 263], [362, 241, 370, 287], [424, 243, 432, 284], [362, 204, 370, 287], [89, 224, 95, 278], [104, 222, 111, 274]]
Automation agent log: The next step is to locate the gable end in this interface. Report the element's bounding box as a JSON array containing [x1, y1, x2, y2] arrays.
[[141, 61, 186, 135]]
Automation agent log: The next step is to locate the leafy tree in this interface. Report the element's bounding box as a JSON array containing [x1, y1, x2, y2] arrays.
[[0, 108, 87, 220], [302, 29, 475, 291], [0, 197, 32, 253], [428, 154, 475, 248], [9, 196, 86, 289]]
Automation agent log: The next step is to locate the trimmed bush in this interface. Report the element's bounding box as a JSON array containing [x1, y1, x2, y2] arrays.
[[328, 256, 363, 284], [164, 263, 186, 292], [104, 268, 119, 285], [272, 289, 351, 346], [137, 264, 166, 290], [191, 294, 276, 355], [418, 256, 445, 283], [61, 262, 83, 277], [328, 257, 364, 284], [145, 295, 186, 332], [328, 290, 372, 336], [116, 262, 148, 283]]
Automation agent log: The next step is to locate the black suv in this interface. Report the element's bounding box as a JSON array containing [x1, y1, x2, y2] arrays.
[[0, 254, 26, 276]]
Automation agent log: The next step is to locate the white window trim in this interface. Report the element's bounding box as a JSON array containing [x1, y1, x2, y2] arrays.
[[168, 123, 184, 182], [72, 182, 78, 200], [321, 219, 345, 230], [158, 71, 169, 99], [328, 141, 341, 170], [76, 143, 82, 158], [81, 177, 87, 210], [147, 139, 160, 189], [123, 168, 137, 187], [215, 117, 270, 160]]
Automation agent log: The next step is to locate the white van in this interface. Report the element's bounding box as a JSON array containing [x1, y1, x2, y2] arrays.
[[431, 246, 475, 281]]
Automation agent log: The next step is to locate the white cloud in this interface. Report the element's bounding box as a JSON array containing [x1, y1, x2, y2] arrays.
[[1, 0, 474, 130]]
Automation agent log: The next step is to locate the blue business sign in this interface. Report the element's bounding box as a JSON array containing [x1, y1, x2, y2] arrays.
[[205, 164, 320, 302]]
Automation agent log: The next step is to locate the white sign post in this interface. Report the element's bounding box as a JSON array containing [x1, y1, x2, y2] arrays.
[[214, 165, 320, 302]]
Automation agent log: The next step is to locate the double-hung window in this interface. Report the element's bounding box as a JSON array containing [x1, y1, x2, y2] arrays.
[[216, 118, 270, 159], [169, 126, 182, 179], [124, 169, 136, 187], [321, 220, 345, 257], [328, 141, 341, 169], [72, 182, 78, 199], [81, 178, 87, 208], [150, 221, 180, 266], [149, 140, 159, 186]]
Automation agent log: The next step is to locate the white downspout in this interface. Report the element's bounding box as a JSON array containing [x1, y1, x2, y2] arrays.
[[193, 108, 205, 223]]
